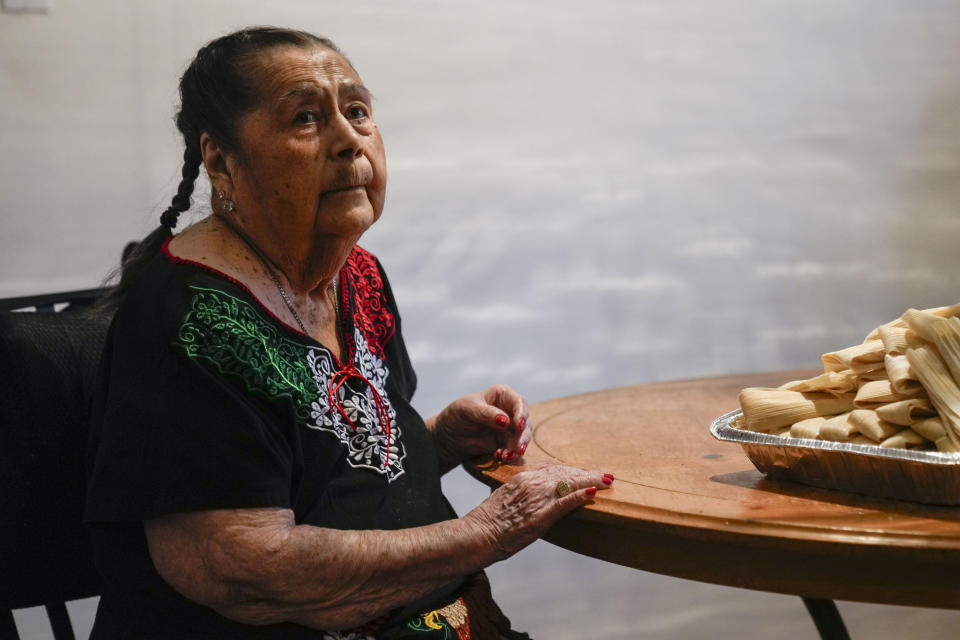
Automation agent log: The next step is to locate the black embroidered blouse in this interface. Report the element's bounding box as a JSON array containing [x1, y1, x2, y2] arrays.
[[83, 242, 503, 639]]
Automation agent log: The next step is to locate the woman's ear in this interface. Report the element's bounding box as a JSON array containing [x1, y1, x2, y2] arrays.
[[200, 132, 236, 197]]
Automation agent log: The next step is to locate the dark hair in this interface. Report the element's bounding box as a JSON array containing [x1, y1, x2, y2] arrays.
[[96, 26, 342, 313]]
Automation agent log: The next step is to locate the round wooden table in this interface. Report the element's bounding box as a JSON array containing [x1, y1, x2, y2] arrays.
[[465, 372, 960, 636]]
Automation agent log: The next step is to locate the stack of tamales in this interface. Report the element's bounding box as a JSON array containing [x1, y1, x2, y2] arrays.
[[739, 304, 960, 452]]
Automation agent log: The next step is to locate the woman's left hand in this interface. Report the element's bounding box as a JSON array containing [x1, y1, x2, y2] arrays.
[[426, 384, 531, 473]]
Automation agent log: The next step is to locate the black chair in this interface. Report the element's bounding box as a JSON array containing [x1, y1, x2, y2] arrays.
[[1, 287, 112, 640]]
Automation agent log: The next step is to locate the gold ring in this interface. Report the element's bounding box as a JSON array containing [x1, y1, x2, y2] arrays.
[[555, 480, 573, 498]]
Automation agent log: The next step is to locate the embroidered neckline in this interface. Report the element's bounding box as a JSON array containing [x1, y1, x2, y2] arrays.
[[173, 285, 406, 479], [162, 236, 397, 377], [161, 236, 354, 368], [163, 237, 401, 473]]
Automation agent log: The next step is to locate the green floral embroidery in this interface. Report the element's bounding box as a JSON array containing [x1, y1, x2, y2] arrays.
[[174, 286, 316, 420]]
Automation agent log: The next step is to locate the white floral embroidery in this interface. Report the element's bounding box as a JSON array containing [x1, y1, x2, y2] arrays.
[[354, 329, 389, 384], [305, 328, 406, 481]]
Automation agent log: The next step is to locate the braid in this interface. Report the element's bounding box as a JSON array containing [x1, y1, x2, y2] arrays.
[[160, 146, 202, 231]]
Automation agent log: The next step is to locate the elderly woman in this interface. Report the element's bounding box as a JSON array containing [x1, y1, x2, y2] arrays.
[[84, 27, 612, 639]]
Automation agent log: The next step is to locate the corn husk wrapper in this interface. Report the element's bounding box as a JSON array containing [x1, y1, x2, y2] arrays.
[[905, 346, 960, 450], [854, 379, 924, 409], [932, 317, 960, 385], [880, 429, 929, 449], [848, 409, 901, 442], [790, 416, 828, 440], [850, 435, 876, 445], [865, 318, 907, 342], [912, 417, 947, 442], [902, 305, 960, 343], [903, 310, 944, 344], [864, 304, 959, 342], [856, 366, 889, 384], [874, 398, 936, 426], [918, 318, 960, 453], [884, 353, 923, 396], [771, 425, 793, 437], [739, 388, 855, 432], [912, 417, 960, 453], [778, 370, 858, 398], [822, 339, 885, 374], [926, 304, 960, 317], [819, 412, 859, 442], [878, 326, 925, 356]]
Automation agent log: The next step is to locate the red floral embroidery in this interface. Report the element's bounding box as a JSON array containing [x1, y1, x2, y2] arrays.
[[342, 246, 395, 359]]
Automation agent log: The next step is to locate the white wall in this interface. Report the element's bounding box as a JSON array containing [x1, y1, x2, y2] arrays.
[[5, 1, 960, 638]]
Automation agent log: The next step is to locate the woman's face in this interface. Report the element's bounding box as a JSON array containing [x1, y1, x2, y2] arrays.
[[226, 45, 387, 247]]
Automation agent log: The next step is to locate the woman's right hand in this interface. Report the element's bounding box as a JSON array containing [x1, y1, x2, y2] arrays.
[[464, 464, 614, 561]]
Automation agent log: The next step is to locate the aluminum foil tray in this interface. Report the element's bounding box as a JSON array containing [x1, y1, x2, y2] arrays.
[[711, 409, 960, 505]]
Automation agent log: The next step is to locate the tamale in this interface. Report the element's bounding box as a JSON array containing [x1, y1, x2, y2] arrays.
[[848, 409, 901, 442], [884, 353, 923, 396], [790, 416, 827, 440], [819, 412, 858, 442], [849, 435, 875, 445], [905, 346, 960, 449], [878, 325, 925, 356], [912, 416, 947, 441], [875, 398, 936, 426], [912, 417, 960, 453], [863, 304, 958, 343], [865, 318, 907, 342], [738, 388, 855, 432], [927, 303, 960, 316], [880, 429, 929, 450], [931, 317, 960, 385], [778, 370, 857, 398], [856, 366, 889, 384], [854, 379, 924, 409], [822, 339, 885, 373], [902, 304, 960, 344], [903, 310, 944, 343]]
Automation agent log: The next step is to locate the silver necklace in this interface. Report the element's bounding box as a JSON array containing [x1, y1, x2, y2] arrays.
[[216, 215, 338, 337]]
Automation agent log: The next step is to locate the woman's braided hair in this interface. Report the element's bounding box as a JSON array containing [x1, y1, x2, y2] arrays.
[[97, 26, 342, 312]]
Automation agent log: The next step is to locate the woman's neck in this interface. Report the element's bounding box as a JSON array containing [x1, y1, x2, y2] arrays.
[[212, 213, 353, 299]]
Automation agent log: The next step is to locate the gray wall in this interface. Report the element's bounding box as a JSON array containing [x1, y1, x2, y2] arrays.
[[4, 1, 960, 638]]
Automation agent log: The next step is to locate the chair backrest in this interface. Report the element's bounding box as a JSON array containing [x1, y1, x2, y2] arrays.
[[0, 290, 111, 638]]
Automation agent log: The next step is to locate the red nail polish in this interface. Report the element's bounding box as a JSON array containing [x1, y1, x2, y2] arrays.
[[520, 442, 528, 455], [495, 415, 509, 427], [602, 473, 614, 485], [518, 417, 526, 429], [495, 449, 502, 460], [585, 486, 597, 496], [504, 451, 515, 462]]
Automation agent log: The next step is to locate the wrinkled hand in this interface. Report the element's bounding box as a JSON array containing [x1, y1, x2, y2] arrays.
[[429, 384, 531, 472], [465, 464, 614, 561]]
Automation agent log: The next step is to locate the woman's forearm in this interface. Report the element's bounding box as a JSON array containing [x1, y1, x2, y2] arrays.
[[146, 507, 498, 630], [255, 516, 495, 628]]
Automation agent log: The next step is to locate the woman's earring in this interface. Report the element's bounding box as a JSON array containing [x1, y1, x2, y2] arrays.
[[216, 190, 235, 213]]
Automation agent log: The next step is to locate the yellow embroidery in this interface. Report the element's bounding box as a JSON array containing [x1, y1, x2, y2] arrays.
[[423, 611, 443, 630]]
